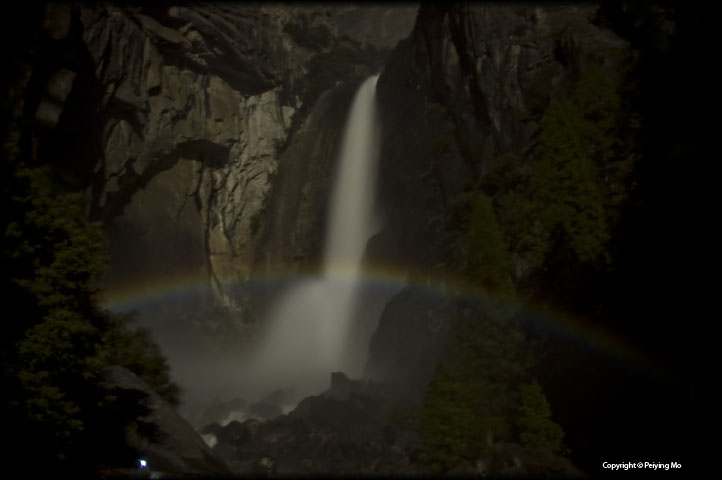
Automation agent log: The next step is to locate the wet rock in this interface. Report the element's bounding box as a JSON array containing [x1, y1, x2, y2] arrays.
[[198, 397, 247, 426], [210, 374, 415, 474], [215, 420, 253, 445], [249, 401, 283, 420], [329, 371, 353, 400]]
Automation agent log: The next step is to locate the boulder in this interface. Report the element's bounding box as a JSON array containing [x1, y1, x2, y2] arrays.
[[102, 365, 230, 476], [196, 396, 247, 427], [474, 442, 584, 477], [215, 420, 253, 445]]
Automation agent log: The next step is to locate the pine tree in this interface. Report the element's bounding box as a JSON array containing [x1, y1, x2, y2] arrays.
[[462, 192, 514, 296], [419, 304, 533, 473], [2, 164, 180, 471], [533, 98, 609, 266], [517, 381, 565, 453]]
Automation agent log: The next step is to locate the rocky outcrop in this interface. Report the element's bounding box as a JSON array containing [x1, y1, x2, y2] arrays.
[[6, 3, 393, 409], [24, 4, 387, 344], [252, 78, 364, 278], [71, 4, 330, 318], [189, 397, 247, 429], [365, 287, 459, 401], [327, 5, 419, 49], [205, 372, 422, 476], [371, 4, 627, 275], [200, 372, 579, 476], [365, 2, 628, 397], [476, 442, 583, 477], [101, 365, 230, 476]]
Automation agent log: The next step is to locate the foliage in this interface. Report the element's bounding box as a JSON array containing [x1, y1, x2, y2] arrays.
[[573, 64, 634, 217], [487, 63, 630, 279], [532, 98, 609, 266], [416, 63, 623, 469], [418, 303, 561, 473], [420, 363, 493, 473], [420, 4, 710, 473], [516, 381, 565, 453], [4, 167, 105, 329], [462, 192, 514, 296], [101, 313, 181, 406], [446, 190, 515, 296], [2, 162, 180, 471]]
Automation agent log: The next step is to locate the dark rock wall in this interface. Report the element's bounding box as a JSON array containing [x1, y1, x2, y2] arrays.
[[253, 78, 364, 279], [365, 287, 459, 400], [102, 365, 230, 475], [14, 4, 388, 344], [366, 3, 628, 394], [327, 4, 419, 49]]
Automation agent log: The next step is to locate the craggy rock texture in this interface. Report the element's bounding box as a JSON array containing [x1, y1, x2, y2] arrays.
[[205, 372, 420, 475], [365, 287, 459, 401], [201, 372, 580, 476], [365, 3, 627, 395], [28, 4, 372, 340], [327, 4, 419, 49], [373, 3, 628, 275], [74, 4, 333, 314], [252, 79, 362, 282], [102, 365, 230, 476], [22, 4, 421, 346]]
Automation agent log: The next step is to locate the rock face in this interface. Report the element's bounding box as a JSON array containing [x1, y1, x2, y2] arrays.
[[365, 2, 628, 397], [250, 77, 365, 308], [364, 287, 459, 401], [372, 3, 627, 275], [327, 5, 419, 49], [189, 397, 247, 429], [71, 4, 330, 321], [202, 372, 579, 476], [101, 365, 230, 476], [206, 372, 420, 476], [25, 3, 387, 345]]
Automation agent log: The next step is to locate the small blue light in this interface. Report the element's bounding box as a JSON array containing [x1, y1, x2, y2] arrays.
[[139, 459, 147, 468]]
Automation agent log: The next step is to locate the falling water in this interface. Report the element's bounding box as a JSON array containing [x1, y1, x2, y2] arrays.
[[246, 75, 381, 400]]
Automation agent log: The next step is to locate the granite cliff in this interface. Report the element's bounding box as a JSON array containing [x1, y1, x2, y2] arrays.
[[4, 2, 704, 475], [365, 3, 704, 474], [20, 4, 388, 346], [366, 2, 628, 395]]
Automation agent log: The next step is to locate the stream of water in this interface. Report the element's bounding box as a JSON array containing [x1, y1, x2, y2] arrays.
[[248, 75, 381, 400]]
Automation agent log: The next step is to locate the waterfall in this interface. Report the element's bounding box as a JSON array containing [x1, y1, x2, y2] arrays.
[[247, 75, 381, 400]]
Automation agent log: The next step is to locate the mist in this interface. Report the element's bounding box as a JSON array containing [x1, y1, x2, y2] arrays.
[[139, 75, 385, 423]]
